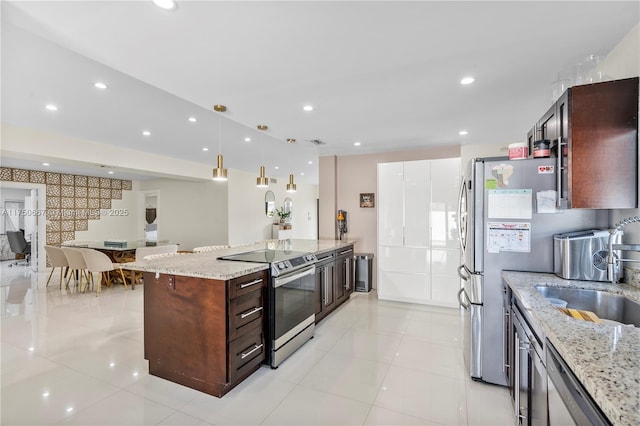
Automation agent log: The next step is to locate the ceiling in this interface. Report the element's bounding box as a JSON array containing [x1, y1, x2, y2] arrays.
[[1, 1, 638, 184]]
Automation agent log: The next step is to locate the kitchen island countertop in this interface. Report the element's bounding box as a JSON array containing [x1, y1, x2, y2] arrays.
[[120, 239, 355, 280], [502, 271, 640, 426]]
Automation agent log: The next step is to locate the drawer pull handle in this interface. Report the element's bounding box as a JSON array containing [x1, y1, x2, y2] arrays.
[[240, 343, 263, 359], [240, 306, 263, 319], [240, 279, 262, 289]]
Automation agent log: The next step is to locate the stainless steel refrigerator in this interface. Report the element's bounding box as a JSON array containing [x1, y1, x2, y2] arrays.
[[457, 157, 608, 386]]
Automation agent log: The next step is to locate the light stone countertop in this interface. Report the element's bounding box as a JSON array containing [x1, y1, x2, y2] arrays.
[[502, 271, 640, 426], [120, 239, 355, 280]]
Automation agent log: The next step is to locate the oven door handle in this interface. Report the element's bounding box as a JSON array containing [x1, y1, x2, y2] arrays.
[[274, 265, 316, 288]]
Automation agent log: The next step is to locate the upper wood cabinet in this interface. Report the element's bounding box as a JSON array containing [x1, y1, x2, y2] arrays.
[[534, 77, 638, 209]]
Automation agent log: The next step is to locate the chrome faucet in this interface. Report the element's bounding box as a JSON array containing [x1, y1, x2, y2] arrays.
[[607, 215, 640, 283]]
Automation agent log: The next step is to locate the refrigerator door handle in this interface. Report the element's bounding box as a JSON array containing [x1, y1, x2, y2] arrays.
[[467, 273, 483, 305], [457, 264, 469, 281], [458, 288, 469, 310], [457, 179, 467, 255]]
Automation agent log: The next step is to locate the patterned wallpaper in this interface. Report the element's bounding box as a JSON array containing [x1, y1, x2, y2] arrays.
[[0, 167, 132, 245]]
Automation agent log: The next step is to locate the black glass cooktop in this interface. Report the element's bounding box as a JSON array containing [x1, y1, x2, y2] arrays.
[[218, 249, 312, 264]]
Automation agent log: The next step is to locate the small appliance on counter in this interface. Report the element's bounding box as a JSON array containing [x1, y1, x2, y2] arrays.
[[553, 229, 622, 282]]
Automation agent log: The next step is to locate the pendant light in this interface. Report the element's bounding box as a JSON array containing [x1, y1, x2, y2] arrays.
[[286, 174, 297, 193], [212, 105, 228, 181], [256, 125, 269, 188]]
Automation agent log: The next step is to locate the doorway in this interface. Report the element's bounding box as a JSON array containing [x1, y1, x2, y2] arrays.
[[0, 182, 46, 271]]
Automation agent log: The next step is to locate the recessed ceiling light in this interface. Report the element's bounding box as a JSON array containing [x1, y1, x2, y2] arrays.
[[308, 161, 313, 165], [354, 142, 361, 146], [460, 76, 475, 85], [153, 0, 176, 10], [303, 105, 314, 112], [142, 130, 151, 136], [244, 137, 251, 142], [202, 147, 209, 151], [107, 171, 114, 175], [42, 162, 50, 166], [188, 117, 197, 122], [42, 392, 50, 398], [45, 104, 58, 111], [300, 172, 305, 176], [274, 166, 280, 170], [66, 407, 74, 413], [94, 82, 107, 90], [459, 130, 468, 136]]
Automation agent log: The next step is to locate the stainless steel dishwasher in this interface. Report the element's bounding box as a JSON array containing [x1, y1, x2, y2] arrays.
[[546, 342, 611, 426]]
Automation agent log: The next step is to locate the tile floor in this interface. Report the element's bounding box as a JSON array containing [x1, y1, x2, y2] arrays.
[[1, 261, 514, 425]]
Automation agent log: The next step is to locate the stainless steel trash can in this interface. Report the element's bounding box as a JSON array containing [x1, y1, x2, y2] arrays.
[[354, 253, 374, 292]]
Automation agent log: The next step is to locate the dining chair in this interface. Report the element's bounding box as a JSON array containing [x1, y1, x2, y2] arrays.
[[44, 246, 69, 289], [6, 230, 31, 267], [80, 248, 128, 296], [192, 245, 229, 253], [61, 247, 89, 289]]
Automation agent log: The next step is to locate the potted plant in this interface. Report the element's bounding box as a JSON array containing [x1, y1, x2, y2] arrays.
[[276, 207, 291, 224]]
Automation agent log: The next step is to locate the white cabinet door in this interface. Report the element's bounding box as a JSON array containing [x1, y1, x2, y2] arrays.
[[377, 162, 404, 246], [403, 160, 430, 248], [430, 158, 461, 249], [378, 157, 461, 307]]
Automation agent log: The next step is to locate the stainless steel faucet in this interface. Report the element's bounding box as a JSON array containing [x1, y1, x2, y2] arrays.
[[607, 215, 640, 283]]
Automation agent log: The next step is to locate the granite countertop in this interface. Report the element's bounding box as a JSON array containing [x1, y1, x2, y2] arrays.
[[120, 239, 355, 280], [502, 271, 640, 426]]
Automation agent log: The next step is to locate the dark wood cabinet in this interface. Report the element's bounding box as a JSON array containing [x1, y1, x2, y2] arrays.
[[314, 251, 335, 322], [533, 77, 638, 209], [335, 246, 354, 305], [314, 244, 355, 323], [143, 270, 267, 398]]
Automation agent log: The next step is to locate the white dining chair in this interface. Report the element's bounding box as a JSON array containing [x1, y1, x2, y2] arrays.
[[44, 245, 69, 289], [61, 247, 89, 290], [80, 248, 128, 296]]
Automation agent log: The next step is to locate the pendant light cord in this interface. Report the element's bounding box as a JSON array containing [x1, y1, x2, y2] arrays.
[[218, 115, 222, 154]]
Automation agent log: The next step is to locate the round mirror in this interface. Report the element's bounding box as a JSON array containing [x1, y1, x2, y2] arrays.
[[265, 190, 276, 218], [283, 197, 293, 222]]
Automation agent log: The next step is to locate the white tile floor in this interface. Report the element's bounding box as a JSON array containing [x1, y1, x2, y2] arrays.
[[1, 261, 514, 425]]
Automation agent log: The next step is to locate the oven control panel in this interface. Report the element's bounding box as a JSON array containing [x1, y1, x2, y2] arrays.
[[270, 253, 317, 276]]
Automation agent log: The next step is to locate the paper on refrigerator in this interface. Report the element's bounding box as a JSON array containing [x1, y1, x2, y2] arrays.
[[487, 222, 531, 253]]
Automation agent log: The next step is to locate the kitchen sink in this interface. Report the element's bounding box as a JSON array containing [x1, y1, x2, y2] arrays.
[[535, 286, 640, 327]]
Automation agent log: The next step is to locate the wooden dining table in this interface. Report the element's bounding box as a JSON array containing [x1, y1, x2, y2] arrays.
[[62, 240, 175, 289]]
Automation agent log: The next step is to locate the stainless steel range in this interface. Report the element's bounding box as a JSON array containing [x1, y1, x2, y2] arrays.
[[219, 249, 317, 368]]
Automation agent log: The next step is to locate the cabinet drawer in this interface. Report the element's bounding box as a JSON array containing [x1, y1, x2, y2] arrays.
[[228, 328, 265, 384], [229, 271, 266, 299], [228, 289, 264, 340]]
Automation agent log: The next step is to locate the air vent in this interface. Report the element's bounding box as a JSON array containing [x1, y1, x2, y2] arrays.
[[270, 178, 278, 184], [306, 139, 326, 146], [593, 250, 613, 271]]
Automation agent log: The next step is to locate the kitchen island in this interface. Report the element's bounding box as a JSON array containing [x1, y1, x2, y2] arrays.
[[121, 239, 352, 280], [503, 271, 640, 426], [121, 239, 355, 397]]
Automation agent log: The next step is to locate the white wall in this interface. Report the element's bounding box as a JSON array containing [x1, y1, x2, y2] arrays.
[[460, 142, 510, 171], [139, 178, 228, 250], [227, 169, 318, 245], [74, 183, 140, 242]]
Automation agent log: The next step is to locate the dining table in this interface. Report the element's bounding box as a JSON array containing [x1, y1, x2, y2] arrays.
[[62, 240, 176, 289]]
